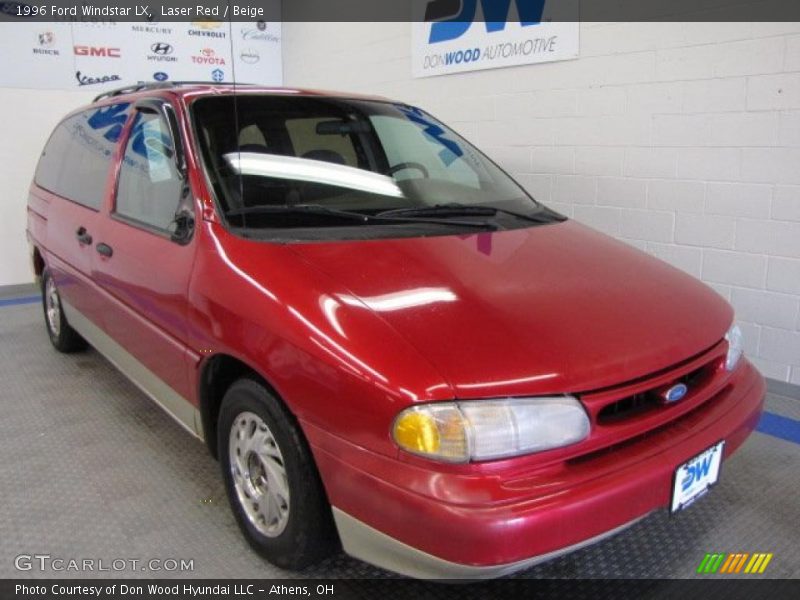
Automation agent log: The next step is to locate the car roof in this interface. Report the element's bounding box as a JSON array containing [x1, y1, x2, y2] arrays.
[[91, 82, 392, 105]]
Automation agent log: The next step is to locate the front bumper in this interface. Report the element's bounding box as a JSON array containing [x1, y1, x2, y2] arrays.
[[306, 360, 765, 579]]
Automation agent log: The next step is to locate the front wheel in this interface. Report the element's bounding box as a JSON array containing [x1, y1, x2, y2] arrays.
[[218, 378, 338, 569], [42, 268, 87, 353]]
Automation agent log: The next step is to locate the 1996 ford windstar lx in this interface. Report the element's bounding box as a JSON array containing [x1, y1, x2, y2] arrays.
[[26, 83, 764, 579]]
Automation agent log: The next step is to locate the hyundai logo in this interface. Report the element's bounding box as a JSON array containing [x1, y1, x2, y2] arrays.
[[151, 42, 173, 55], [663, 383, 688, 404], [153, 71, 168, 82]]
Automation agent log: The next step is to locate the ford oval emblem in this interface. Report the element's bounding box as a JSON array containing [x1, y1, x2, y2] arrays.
[[664, 383, 688, 403]]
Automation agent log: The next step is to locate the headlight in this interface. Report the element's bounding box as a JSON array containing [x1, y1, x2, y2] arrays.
[[725, 323, 743, 371], [392, 397, 590, 463]]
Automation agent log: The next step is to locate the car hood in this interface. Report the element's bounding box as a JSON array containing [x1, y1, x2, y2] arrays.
[[288, 220, 732, 398]]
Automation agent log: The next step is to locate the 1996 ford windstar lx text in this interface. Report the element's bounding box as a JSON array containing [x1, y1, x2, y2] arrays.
[[26, 83, 764, 579]]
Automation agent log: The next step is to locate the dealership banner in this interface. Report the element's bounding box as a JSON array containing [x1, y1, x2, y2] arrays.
[[0, 6, 281, 91], [411, 0, 579, 78]]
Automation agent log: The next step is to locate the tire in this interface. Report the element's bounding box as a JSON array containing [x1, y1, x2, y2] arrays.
[[41, 268, 88, 353], [218, 377, 338, 569]]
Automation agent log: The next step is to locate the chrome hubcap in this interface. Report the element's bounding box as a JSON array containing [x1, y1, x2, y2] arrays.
[[45, 278, 61, 337], [229, 411, 290, 537]]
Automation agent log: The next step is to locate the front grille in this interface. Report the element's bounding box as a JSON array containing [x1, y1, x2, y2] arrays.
[[563, 339, 731, 463], [596, 363, 711, 424], [569, 383, 731, 466]]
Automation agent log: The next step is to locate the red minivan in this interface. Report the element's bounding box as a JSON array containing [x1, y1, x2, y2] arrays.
[[27, 83, 764, 579]]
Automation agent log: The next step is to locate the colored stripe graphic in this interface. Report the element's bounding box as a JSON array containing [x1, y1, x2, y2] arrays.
[[719, 554, 736, 573], [700, 552, 773, 574], [701, 553, 725, 573]]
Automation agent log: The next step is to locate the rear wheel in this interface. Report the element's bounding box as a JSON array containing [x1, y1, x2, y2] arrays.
[[218, 377, 338, 569], [42, 268, 87, 353]]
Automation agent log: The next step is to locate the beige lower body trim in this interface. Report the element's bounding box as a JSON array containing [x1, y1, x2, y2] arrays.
[[62, 300, 204, 440], [332, 507, 648, 580]]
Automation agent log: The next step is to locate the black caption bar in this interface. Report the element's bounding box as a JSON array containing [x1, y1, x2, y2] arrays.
[[1, 0, 800, 22], [2, 579, 800, 600]]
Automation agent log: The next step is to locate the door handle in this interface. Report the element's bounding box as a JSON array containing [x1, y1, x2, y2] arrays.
[[96, 243, 113, 258], [76, 227, 92, 245]]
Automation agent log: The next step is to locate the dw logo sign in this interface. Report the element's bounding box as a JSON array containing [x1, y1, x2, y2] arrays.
[[411, 0, 579, 77], [425, 0, 545, 44]]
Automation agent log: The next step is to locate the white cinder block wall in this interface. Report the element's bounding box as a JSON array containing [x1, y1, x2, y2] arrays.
[[0, 88, 96, 286], [283, 22, 800, 383]]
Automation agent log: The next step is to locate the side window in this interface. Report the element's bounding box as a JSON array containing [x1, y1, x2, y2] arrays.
[[285, 118, 359, 167], [115, 111, 183, 231], [35, 103, 131, 209]]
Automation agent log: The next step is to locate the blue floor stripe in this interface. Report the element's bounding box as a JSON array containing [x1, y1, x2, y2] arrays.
[[757, 411, 800, 445], [0, 295, 40, 308]]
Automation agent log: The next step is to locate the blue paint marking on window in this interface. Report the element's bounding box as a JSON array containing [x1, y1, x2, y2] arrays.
[[756, 411, 800, 445], [396, 104, 464, 166], [0, 295, 40, 308]]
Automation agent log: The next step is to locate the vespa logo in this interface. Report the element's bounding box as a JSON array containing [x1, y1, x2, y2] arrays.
[[75, 71, 122, 86], [425, 0, 545, 44]]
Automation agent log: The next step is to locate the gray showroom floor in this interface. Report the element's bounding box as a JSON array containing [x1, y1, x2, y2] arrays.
[[1, 292, 798, 580]]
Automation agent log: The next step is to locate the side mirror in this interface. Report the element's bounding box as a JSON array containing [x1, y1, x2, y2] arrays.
[[169, 209, 195, 245]]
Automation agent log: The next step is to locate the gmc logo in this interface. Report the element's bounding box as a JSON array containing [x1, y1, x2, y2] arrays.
[[74, 45, 121, 58]]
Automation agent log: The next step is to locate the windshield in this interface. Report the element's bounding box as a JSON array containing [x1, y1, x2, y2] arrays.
[[192, 94, 560, 239]]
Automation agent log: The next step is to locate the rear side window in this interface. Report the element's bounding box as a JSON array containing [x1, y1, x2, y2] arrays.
[[35, 103, 131, 210]]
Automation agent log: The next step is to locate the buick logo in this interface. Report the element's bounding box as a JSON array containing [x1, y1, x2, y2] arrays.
[[150, 42, 173, 55], [663, 383, 688, 404]]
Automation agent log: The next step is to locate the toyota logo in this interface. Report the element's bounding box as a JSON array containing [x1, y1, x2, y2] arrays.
[[151, 42, 173, 55]]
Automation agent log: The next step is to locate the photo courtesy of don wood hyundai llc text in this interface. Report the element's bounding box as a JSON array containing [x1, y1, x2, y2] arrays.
[[0, 0, 798, 598]]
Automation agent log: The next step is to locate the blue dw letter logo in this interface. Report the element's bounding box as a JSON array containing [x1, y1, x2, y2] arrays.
[[681, 455, 714, 492], [427, 0, 546, 44]]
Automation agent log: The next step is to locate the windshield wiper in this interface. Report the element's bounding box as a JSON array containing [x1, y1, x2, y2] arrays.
[[377, 203, 565, 223], [226, 204, 495, 229]]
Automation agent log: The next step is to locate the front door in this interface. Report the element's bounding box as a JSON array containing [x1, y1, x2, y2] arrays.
[[92, 101, 198, 428]]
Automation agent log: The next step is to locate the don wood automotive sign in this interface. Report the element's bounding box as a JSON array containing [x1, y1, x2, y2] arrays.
[[412, 0, 579, 78]]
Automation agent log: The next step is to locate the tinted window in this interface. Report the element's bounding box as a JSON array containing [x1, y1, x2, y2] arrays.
[[193, 95, 538, 227], [285, 117, 359, 167], [115, 111, 182, 230], [35, 103, 131, 209]]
